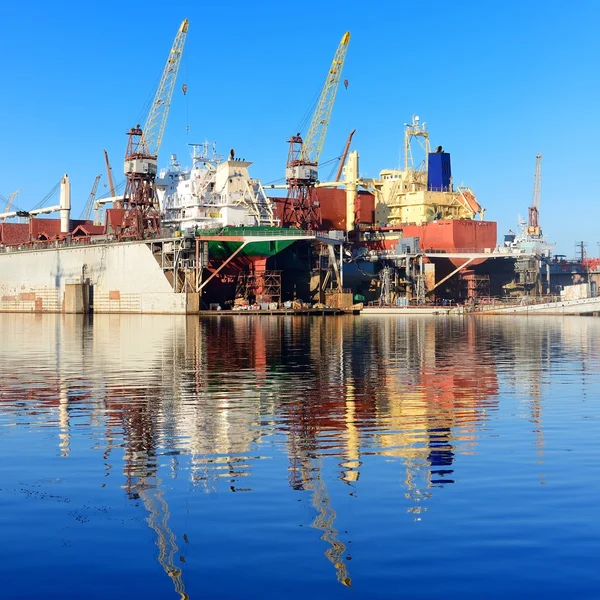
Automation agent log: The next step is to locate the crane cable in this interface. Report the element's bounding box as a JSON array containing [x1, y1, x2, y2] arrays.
[[184, 48, 189, 136], [30, 180, 61, 210]]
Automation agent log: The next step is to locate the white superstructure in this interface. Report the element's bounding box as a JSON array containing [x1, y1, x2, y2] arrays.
[[155, 143, 276, 232]]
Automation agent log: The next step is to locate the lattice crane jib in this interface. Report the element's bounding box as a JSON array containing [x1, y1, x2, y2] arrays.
[[284, 32, 350, 229], [140, 18, 189, 158], [529, 153, 542, 230], [301, 32, 351, 166], [81, 175, 102, 220], [103, 149, 116, 198], [122, 18, 189, 239]]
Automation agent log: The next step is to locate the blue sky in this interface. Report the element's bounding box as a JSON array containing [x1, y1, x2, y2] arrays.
[[0, 0, 598, 256]]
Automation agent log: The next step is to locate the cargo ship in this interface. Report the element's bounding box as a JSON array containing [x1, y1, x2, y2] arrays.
[[155, 142, 277, 234], [316, 116, 497, 261], [303, 117, 499, 302]]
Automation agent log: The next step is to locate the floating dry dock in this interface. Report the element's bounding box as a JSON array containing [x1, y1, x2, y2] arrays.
[[0, 229, 344, 314]]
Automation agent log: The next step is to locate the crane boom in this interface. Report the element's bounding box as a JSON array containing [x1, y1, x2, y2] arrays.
[[528, 153, 542, 233], [302, 32, 350, 165], [283, 32, 350, 229], [122, 18, 189, 240], [0, 190, 21, 223], [335, 129, 356, 182], [6, 189, 21, 213], [140, 18, 189, 157], [103, 149, 116, 198], [80, 175, 102, 220]]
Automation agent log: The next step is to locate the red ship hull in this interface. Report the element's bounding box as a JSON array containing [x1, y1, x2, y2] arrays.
[[271, 188, 497, 265], [314, 188, 498, 266]]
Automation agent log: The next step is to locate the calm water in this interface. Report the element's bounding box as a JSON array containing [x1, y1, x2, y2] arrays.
[[1, 313, 599, 599]]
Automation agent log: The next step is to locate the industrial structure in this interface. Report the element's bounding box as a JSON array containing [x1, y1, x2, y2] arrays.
[[0, 19, 598, 315], [120, 18, 189, 239], [281, 32, 350, 229]]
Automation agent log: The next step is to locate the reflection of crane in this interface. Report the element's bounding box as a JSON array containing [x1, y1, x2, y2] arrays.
[[122, 437, 188, 597], [139, 481, 188, 599], [287, 407, 352, 587], [282, 32, 350, 229], [306, 458, 352, 587], [80, 175, 102, 220], [527, 153, 542, 236], [122, 18, 189, 239]]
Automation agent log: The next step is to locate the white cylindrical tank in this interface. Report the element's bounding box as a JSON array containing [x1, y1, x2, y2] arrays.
[[60, 174, 71, 234], [345, 151, 359, 232]]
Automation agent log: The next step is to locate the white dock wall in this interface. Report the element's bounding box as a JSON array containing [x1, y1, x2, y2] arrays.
[[0, 241, 190, 314]]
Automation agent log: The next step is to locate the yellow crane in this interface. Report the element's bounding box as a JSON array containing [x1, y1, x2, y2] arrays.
[[302, 32, 351, 166], [122, 18, 189, 238], [283, 32, 351, 228], [140, 18, 189, 158]]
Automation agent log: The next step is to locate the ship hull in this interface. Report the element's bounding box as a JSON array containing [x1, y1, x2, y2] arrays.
[[400, 220, 497, 254], [356, 220, 497, 267]]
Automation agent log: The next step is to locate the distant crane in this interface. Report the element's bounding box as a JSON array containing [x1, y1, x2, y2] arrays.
[[335, 129, 356, 182], [283, 32, 350, 229], [527, 153, 542, 237], [80, 175, 102, 220], [1, 189, 21, 222], [122, 18, 189, 239], [103, 149, 117, 198]]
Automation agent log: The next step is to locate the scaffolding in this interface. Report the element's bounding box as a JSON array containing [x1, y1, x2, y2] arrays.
[[235, 270, 282, 304], [461, 270, 490, 300], [378, 266, 392, 306]]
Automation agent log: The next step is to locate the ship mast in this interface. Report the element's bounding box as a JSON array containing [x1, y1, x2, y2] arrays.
[[403, 115, 430, 172]]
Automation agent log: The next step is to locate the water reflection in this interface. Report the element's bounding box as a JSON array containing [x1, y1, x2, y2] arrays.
[[1, 314, 600, 596]]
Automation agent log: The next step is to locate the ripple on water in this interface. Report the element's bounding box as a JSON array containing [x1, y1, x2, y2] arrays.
[[0, 314, 599, 598]]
